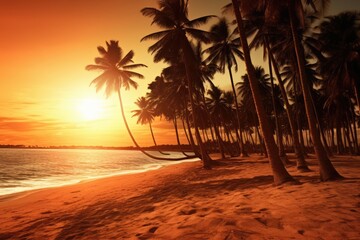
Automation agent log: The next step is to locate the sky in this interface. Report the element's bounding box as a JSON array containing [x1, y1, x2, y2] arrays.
[[0, 0, 359, 147]]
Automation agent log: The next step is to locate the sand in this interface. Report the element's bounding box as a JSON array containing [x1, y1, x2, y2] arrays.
[[0, 154, 359, 240]]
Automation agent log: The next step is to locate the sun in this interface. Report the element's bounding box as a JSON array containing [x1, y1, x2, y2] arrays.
[[76, 99, 104, 121]]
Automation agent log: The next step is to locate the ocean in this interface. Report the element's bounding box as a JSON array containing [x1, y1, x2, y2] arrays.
[[0, 148, 198, 196]]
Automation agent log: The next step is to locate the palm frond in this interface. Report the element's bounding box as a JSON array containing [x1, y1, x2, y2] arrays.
[[85, 64, 108, 71], [97, 46, 107, 56], [122, 76, 139, 90], [230, 44, 244, 60], [94, 57, 111, 66], [228, 52, 239, 72], [89, 72, 108, 89], [105, 78, 115, 98], [186, 15, 216, 28], [141, 30, 171, 42], [141, 7, 175, 28], [123, 64, 148, 70], [186, 28, 212, 43], [123, 70, 145, 80], [118, 50, 134, 67]]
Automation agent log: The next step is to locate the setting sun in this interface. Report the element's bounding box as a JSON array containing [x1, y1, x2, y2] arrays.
[[76, 99, 104, 121]]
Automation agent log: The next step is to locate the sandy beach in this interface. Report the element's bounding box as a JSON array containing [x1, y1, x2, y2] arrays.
[[0, 154, 359, 240]]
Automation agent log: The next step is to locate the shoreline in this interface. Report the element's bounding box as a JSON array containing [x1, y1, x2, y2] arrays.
[[0, 157, 200, 202], [0, 149, 200, 198], [0, 154, 359, 239]]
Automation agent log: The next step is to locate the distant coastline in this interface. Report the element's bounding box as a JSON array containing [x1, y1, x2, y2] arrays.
[[0, 144, 193, 152]]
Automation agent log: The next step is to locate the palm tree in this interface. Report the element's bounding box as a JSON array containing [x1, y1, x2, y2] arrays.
[[141, 0, 215, 168], [237, 0, 311, 170], [230, 0, 295, 185], [315, 11, 360, 133], [206, 84, 231, 159], [157, 68, 198, 156], [287, 0, 343, 180], [86, 40, 193, 161], [230, 0, 343, 181], [269, 50, 310, 170], [204, 18, 248, 157], [132, 96, 169, 155], [237, 66, 273, 157]]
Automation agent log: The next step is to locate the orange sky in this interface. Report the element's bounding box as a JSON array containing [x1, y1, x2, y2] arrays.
[[0, 0, 358, 147]]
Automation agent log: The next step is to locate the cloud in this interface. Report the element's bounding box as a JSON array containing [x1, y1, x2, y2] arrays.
[[18, 101, 37, 105], [0, 101, 37, 107], [0, 117, 23, 121], [0, 117, 57, 132]]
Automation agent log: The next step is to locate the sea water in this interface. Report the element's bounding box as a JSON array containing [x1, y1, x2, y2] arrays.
[[0, 148, 198, 196]]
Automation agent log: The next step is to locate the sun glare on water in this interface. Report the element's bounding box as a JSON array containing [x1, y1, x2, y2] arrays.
[[76, 99, 104, 121]]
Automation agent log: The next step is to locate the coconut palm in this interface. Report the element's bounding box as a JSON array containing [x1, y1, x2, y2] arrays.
[[287, 1, 342, 180], [315, 11, 360, 125], [230, 0, 295, 185], [141, 0, 215, 168], [238, 66, 273, 156], [230, 0, 343, 181], [206, 85, 231, 158], [204, 18, 248, 156], [86, 40, 193, 161], [132, 96, 170, 155], [239, 15, 302, 166], [160, 68, 199, 156]]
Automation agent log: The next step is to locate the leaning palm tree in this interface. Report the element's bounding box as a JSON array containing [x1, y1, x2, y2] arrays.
[[132, 96, 170, 155], [86, 40, 194, 161], [230, 0, 295, 185], [230, 0, 343, 182], [204, 18, 248, 157], [238, 66, 273, 157], [241, 13, 306, 168], [141, 0, 215, 168], [287, 1, 343, 180]]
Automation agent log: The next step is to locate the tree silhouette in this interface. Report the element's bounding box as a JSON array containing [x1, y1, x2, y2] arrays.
[[86, 40, 194, 161]]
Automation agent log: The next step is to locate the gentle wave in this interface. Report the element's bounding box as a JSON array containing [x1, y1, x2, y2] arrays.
[[0, 148, 199, 196]]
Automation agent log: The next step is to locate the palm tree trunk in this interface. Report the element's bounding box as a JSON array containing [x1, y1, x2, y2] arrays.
[[249, 131, 256, 153], [149, 122, 170, 155], [309, 92, 332, 156], [184, 108, 198, 155], [228, 64, 248, 157], [336, 122, 343, 154], [117, 89, 195, 161], [256, 126, 267, 157], [214, 121, 226, 159], [353, 83, 360, 110], [267, 44, 309, 171], [288, 0, 342, 180], [346, 114, 355, 154], [180, 36, 212, 168], [298, 117, 307, 155], [267, 46, 290, 166], [330, 127, 335, 151], [200, 93, 222, 155], [173, 117, 195, 157], [352, 112, 359, 154], [344, 122, 353, 154], [232, 0, 294, 185]]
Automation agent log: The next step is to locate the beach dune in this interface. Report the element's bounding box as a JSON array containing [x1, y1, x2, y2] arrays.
[[0, 154, 359, 239]]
